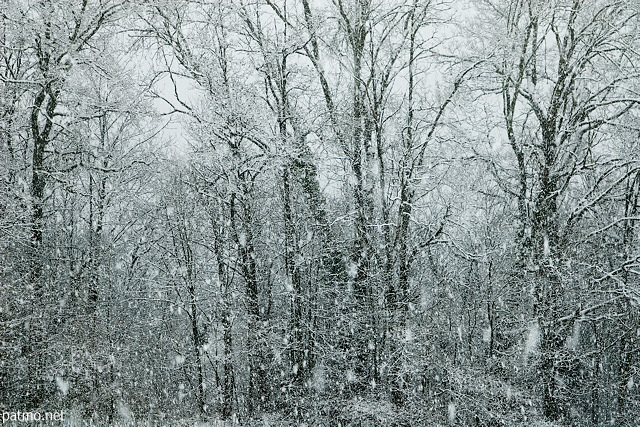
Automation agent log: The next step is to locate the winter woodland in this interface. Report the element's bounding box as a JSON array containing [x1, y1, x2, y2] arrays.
[[1, 0, 640, 425]]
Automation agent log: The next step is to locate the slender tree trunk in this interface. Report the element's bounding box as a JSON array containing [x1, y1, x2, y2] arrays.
[[26, 81, 58, 408], [213, 223, 235, 419], [188, 279, 206, 416], [616, 170, 639, 419], [230, 192, 266, 414]]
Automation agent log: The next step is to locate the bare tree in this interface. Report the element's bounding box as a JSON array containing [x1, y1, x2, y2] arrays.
[[477, 0, 640, 421]]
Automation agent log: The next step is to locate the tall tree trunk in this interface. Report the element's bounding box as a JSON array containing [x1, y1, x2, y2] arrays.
[[616, 170, 640, 419], [26, 81, 58, 408], [230, 192, 267, 415], [213, 221, 235, 419]]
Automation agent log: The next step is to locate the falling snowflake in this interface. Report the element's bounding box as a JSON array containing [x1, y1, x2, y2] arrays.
[[524, 321, 540, 357], [56, 376, 70, 395], [448, 402, 456, 424]]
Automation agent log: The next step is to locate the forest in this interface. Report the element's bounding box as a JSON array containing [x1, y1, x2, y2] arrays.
[[1, 0, 640, 425]]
